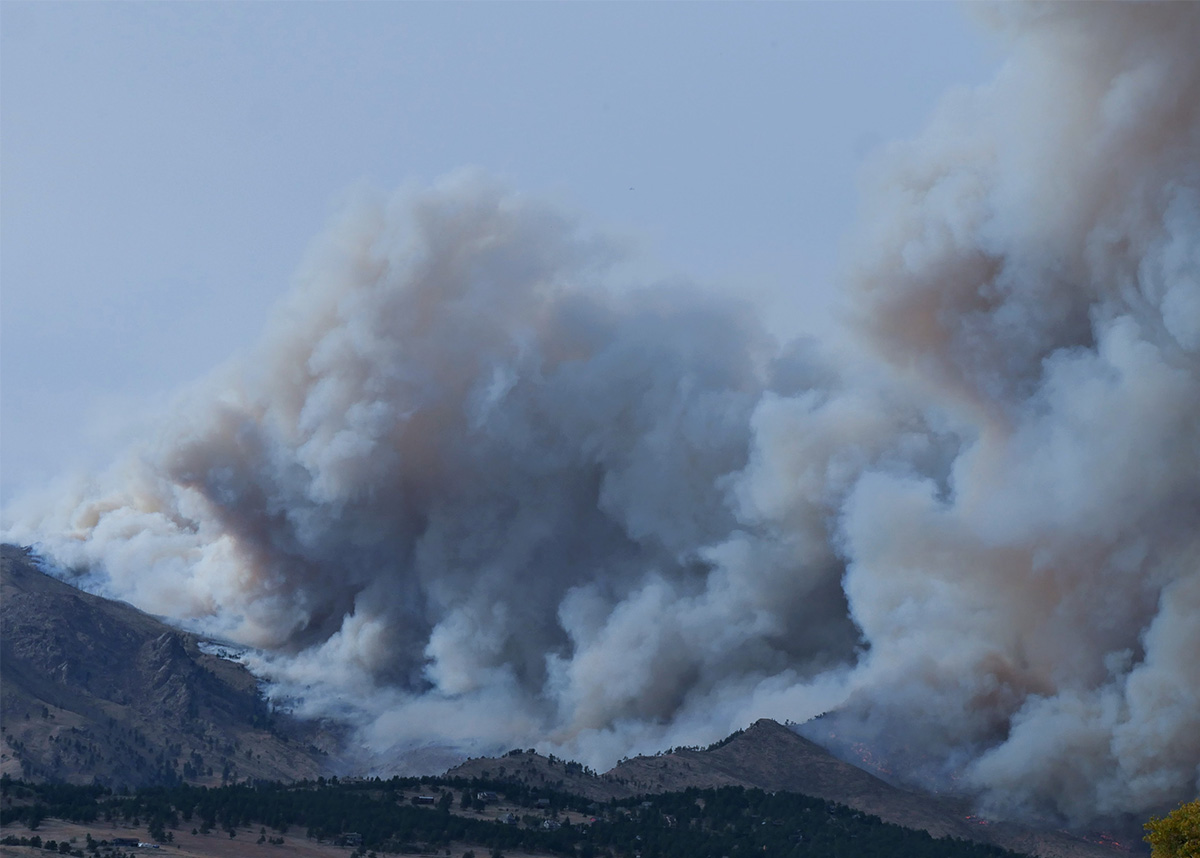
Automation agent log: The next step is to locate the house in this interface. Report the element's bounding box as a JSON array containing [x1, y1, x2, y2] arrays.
[[476, 791, 499, 803], [541, 820, 561, 831], [498, 813, 519, 825], [414, 795, 437, 805], [535, 798, 551, 809]]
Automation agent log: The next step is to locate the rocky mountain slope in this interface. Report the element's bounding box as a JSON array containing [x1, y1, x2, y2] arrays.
[[447, 719, 1131, 858], [0, 544, 335, 788], [0, 544, 1137, 857]]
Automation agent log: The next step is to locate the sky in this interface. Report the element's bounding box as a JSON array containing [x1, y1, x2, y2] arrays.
[[5, 4, 1199, 825], [0, 2, 998, 502]]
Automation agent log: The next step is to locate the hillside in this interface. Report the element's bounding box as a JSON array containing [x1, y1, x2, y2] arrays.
[[0, 545, 1138, 858], [0, 776, 1034, 858], [447, 720, 1132, 858], [0, 544, 336, 788]]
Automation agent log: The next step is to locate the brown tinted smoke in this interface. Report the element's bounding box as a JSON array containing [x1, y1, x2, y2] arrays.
[[6, 2, 1197, 827]]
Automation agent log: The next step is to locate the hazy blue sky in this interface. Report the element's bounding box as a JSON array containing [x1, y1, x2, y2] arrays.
[[0, 2, 998, 501]]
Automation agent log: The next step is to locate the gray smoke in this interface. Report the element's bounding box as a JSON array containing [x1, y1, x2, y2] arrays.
[[5, 2, 1198, 827]]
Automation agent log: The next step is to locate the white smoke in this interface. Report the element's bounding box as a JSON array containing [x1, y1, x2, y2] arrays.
[[5, 1, 1198, 827]]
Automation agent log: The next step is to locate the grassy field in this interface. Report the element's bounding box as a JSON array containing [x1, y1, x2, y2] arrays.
[[0, 816, 558, 858], [0, 784, 585, 858]]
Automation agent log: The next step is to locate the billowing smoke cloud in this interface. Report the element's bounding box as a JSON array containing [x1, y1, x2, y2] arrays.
[[5, 1, 1198, 828]]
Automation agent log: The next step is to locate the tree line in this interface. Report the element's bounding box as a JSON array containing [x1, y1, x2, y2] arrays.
[[1, 772, 1030, 858]]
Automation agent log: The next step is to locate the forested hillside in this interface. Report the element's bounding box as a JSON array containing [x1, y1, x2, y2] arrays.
[[1, 775, 1028, 858]]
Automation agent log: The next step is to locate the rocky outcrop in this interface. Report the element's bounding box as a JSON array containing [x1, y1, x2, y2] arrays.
[[0, 544, 336, 788]]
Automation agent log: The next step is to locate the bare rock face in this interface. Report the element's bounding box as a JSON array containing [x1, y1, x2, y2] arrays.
[[0, 544, 337, 788]]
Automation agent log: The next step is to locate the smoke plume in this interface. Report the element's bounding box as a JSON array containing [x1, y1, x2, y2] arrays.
[[5, 2, 1198, 827]]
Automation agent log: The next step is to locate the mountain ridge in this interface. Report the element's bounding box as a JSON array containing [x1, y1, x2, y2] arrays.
[[0, 543, 335, 787], [446, 719, 1131, 858], [1, 545, 1135, 858]]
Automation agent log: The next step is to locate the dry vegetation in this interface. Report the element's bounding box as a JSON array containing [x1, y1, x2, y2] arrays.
[[0, 815, 556, 858], [1, 546, 335, 789]]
